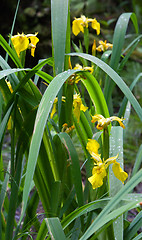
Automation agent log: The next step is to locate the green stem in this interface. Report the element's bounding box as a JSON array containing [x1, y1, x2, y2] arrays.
[[103, 127, 109, 160], [84, 27, 89, 54]]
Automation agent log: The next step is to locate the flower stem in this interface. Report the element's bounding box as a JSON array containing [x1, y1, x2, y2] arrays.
[[103, 127, 109, 160], [84, 27, 89, 54]]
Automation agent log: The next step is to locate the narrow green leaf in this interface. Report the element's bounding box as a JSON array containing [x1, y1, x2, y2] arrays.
[[0, 104, 14, 144], [80, 72, 109, 117], [36, 219, 48, 240], [131, 144, 142, 177], [0, 68, 30, 80], [118, 73, 142, 118], [51, 0, 68, 74], [109, 127, 124, 240], [132, 233, 142, 240], [46, 218, 66, 240], [59, 132, 84, 207], [124, 211, 142, 240], [104, 12, 138, 102], [69, 53, 142, 121]]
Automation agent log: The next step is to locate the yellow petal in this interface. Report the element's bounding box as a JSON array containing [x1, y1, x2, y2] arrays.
[[91, 19, 100, 35], [73, 106, 81, 122], [11, 33, 29, 57], [91, 114, 104, 123], [104, 154, 118, 168], [112, 162, 128, 183], [73, 94, 83, 122], [74, 64, 83, 71], [88, 173, 103, 189], [50, 103, 57, 119], [110, 116, 125, 129], [84, 66, 94, 74], [86, 139, 100, 155], [80, 103, 88, 112], [72, 19, 84, 36], [28, 35, 39, 57], [88, 164, 106, 189]]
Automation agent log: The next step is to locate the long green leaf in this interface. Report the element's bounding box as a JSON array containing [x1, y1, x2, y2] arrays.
[[51, 0, 68, 75], [69, 53, 142, 121], [0, 68, 30, 80], [59, 132, 84, 207], [81, 72, 109, 117], [109, 127, 124, 240], [131, 144, 142, 177], [104, 12, 138, 102], [46, 218, 66, 240]]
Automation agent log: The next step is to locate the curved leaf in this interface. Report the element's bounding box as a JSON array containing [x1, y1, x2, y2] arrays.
[[69, 53, 142, 121]]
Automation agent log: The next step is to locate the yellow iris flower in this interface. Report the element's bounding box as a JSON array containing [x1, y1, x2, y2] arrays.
[[73, 93, 88, 122], [72, 15, 100, 36], [11, 32, 39, 57], [50, 96, 66, 119], [91, 114, 125, 130], [68, 63, 94, 84], [96, 40, 113, 52], [87, 139, 128, 189]]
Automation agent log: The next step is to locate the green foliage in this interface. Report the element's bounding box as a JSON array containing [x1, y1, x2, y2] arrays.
[[0, 0, 142, 239]]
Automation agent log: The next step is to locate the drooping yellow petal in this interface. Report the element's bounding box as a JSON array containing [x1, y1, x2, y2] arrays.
[[27, 33, 39, 57], [110, 116, 125, 129], [88, 163, 106, 189], [86, 139, 100, 155], [86, 139, 101, 162], [73, 94, 88, 122], [112, 162, 128, 183], [11, 33, 29, 57], [72, 18, 84, 36], [91, 19, 100, 35]]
